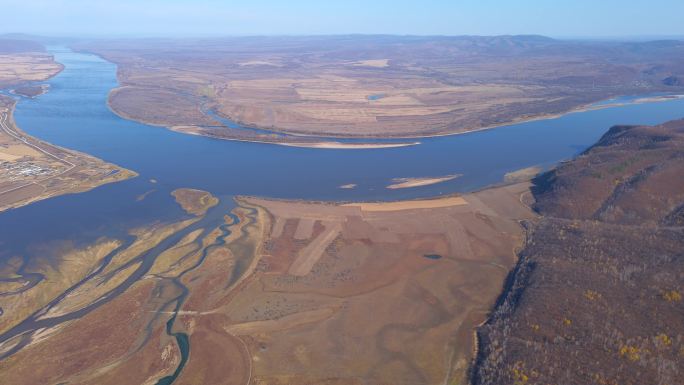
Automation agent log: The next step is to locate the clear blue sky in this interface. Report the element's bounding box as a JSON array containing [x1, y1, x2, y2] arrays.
[[3, 0, 683, 38]]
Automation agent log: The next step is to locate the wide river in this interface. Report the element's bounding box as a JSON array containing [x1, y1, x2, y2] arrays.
[[2, 47, 684, 259]]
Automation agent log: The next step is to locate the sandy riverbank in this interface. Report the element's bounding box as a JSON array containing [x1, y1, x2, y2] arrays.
[[386, 174, 461, 189]]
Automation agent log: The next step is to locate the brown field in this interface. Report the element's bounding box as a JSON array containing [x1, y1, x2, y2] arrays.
[[217, 186, 535, 384], [74, 35, 684, 141], [0, 38, 62, 88], [108, 86, 219, 127], [0, 96, 136, 212], [0, 54, 63, 88], [0, 41, 135, 212], [0, 182, 536, 384]]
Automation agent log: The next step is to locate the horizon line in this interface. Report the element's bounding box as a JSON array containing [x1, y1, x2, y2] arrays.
[[2, 32, 684, 43]]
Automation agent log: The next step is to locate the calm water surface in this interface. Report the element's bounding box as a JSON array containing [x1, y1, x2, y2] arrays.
[[1, 47, 684, 259]]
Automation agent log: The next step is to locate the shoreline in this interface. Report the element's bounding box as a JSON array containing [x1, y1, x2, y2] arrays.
[[277, 141, 420, 149], [104, 82, 684, 147], [78, 45, 684, 147], [386, 174, 461, 189], [0, 97, 137, 213], [86, 47, 684, 146], [234, 179, 532, 208], [106, 87, 420, 150], [208, 93, 684, 140], [9, 84, 50, 99]]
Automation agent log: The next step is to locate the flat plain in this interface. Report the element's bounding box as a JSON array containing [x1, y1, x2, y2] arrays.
[[0, 39, 63, 89], [2, 35, 684, 385], [0, 39, 136, 212], [0, 183, 535, 385], [75, 36, 684, 142]]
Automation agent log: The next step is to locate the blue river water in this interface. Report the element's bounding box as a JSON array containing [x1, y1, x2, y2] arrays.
[[1, 46, 683, 259]]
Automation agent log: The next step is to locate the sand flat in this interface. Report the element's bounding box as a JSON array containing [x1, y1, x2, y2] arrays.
[[352, 59, 390, 67], [504, 166, 542, 183], [345, 195, 468, 212], [278, 141, 420, 149], [386, 174, 461, 189]]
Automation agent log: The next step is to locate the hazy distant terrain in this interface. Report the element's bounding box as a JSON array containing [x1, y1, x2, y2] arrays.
[[76, 35, 684, 141], [2, 33, 683, 385], [0, 39, 62, 89], [0, 39, 45, 54]]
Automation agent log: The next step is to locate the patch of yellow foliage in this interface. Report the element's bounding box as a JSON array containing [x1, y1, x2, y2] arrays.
[[619, 345, 641, 362], [511, 361, 530, 385], [584, 289, 602, 301], [656, 333, 672, 347], [662, 290, 681, 302]]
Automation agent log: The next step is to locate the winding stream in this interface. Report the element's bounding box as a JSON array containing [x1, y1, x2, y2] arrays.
[[155, 214, 238, 385], [2, 47, 684, 259], [1, 46, 684, 381]]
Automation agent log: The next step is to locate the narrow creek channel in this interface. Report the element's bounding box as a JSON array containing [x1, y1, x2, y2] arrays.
[[155, 213, 239, 385], [2, 45, 684, 380]]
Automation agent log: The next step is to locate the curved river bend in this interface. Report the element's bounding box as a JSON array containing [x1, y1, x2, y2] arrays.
[[2, 46, 684, 259]]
